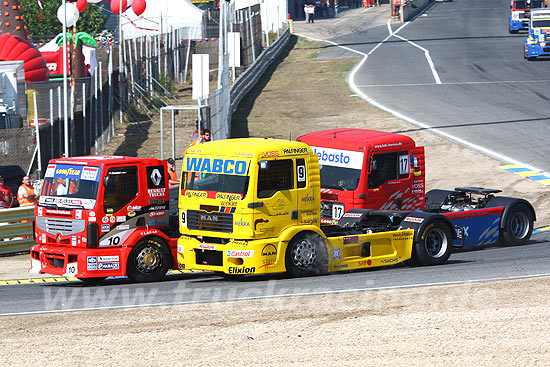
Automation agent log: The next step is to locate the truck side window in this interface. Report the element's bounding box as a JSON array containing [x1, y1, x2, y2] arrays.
[[103, 166, 138, 213], [257, 159, 293, 198], [368, 152, 409, 189]]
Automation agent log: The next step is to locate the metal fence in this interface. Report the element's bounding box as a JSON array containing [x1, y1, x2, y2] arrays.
[[0, 207, 34, 255]]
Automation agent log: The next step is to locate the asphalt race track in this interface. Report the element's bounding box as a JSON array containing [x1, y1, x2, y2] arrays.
[[1, 231, 549, 315], [2, 1, 550, 315], [332, 0, 550, 173]]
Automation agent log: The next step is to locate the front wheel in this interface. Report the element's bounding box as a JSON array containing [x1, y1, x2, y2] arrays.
[[285, 233, 328, 277], [409, 221, 453, 266], [500, 203, 534, 246], [127, 237, 172, 282]]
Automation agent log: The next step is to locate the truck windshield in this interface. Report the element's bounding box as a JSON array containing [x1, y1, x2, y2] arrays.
[[319, 165, 361, 191], [514, 0, 544, 9], [183, 171, 249, 197], [533, 19, 550, 27], [39, 164, 101, 209]]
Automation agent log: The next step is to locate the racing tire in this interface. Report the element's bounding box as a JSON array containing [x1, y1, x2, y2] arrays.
[[500, 203, 534, 246], [285, 233, 328, 277], [127, 237, 173, 282], [77, 277, 107, 285], [409, 220, 452, 266]]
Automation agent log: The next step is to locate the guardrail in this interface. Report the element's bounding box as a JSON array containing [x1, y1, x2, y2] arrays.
[[229, 28, 291, 115], [401, 0, 434, 21], [0, 207, 35, 255]]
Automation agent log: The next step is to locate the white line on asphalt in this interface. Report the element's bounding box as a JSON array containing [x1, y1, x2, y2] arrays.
[[357, 79, 550, 87], [4, 273, 550, 316], [393, 34, 442, 84]]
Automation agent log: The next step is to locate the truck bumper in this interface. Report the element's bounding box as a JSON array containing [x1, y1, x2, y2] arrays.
[[509, 19, 528, 31], [177, 236, 287, 275], [29, 244, 132, 279], [525, 43, 550, 58]]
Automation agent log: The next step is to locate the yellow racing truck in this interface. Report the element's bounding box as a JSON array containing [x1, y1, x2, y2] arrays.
[[177, 139, 455, 277]]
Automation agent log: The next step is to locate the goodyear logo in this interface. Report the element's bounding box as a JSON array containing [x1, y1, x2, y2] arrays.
[[186, 157, 247, 175]]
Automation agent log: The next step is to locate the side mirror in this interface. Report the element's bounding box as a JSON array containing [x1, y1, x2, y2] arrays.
[[103, 175, 110, 187]]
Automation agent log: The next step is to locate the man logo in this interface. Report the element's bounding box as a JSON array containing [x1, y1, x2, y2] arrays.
[[150, 169, 162, 186], [261, 244, 277, 257]]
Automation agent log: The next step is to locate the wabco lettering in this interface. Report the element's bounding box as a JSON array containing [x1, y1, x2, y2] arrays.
[[186, 157, 247, 175]]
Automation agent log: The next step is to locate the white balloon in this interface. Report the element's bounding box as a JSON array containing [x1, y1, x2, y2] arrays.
[[127, 0, 134, 5], [57, 3, 80, 28], [87, 0, 103, 3]]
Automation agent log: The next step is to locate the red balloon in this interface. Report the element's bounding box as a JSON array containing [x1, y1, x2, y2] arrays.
[[0, 34, 49, 82], [76, 0, 87, 13], [132, 0, 146, 16], [111, 0, 128, 14]]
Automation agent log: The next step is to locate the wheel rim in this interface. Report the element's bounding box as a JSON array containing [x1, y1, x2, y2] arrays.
[[291, 239, 317, 269], [424, 227, 448, 258], [510, 211, 530, 240], [136, 245, 161, 273]]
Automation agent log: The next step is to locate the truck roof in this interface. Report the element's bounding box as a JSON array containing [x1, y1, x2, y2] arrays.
[[531, 9, 550, 18], [49, 155, 164, 167], [186, 138, 312, 157], [297, 129, 417, 152]]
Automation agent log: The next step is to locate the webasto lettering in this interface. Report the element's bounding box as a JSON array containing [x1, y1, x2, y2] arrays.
[[186, 157, 247, 175], [312, 148, 351, 165]]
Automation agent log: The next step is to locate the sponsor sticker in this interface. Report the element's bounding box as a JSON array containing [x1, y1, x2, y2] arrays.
[[87, 256, 98, 270], [333, 248, 341, 259], [226, 250, 254, 258], [310, 146, 364, 169], [109, 216, 116, 223], [116, 216, 126, 222], [148, 188, 166, 197], [404, 217, 424, 223], [198, 244, 216, 250], [102, 217, 109, 224], [343, 212, 362, 218], [185, 157, 248, 175], [101, 224, 110, 233]]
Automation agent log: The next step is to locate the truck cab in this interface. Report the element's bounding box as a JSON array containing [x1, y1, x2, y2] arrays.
[[524, 8, 550, 59], [510, 0, 545, 33], [30, 156, 179, 283], [297, 129, 425, 224]]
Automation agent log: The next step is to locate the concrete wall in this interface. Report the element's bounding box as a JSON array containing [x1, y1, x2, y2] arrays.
[[401, 0, 434, 21]]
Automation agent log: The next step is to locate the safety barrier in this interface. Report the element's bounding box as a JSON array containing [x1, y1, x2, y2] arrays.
[[0, 207, 35, 255], [401, 0, 434, 21]]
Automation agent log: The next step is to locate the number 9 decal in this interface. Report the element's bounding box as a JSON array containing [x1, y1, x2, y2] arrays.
[[297, 165, 306, 182], [181, 211, 187, 227]]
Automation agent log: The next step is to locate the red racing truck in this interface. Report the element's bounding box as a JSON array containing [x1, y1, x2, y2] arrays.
[[297, 129, 536, 248], [29, 156, 180, 283]]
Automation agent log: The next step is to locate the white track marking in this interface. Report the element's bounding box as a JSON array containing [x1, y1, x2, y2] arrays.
[[4, 273, 550, 316], [357, 79, 550, 87], [393, 34, 442, 84]]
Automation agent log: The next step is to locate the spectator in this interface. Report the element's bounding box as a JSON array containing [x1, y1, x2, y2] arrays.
[[17, 176, 38, 208], [305, 2, 315, 23], [393, 0, 400, 17], [167, 158, 180, 185], [190, 128, 212, 146], [0, 175, 13, 209], [334, 0, 339, 16]]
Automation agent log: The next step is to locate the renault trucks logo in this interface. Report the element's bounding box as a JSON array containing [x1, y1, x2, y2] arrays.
[[150, 169, 162, 186], [310, 146, 364, 169]]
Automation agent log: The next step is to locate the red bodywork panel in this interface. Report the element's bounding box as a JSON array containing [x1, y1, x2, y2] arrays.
[[297, 129, 426, 223]]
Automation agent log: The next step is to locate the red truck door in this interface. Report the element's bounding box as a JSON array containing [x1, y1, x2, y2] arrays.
[[365, 146, 425, 211]]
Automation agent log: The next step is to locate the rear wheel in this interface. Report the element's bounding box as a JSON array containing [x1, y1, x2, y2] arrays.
[[409, 221, 452, 266], [127, 237, 172, 282], [285, 233, 328, 277], [501, 203, 534, 246]]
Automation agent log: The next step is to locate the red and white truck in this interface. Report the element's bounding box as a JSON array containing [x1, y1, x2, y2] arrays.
[[29, 156, 180, 283], [297, 129, 535, 249]]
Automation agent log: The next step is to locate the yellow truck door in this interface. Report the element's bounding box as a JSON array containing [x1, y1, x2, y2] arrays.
[[250, 158, 298, 239]]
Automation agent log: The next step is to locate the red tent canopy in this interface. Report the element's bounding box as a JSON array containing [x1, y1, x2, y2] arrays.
[[0, 33, 49, 82]]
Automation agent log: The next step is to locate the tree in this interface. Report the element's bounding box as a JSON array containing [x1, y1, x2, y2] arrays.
[[21, 0, 108, 41]]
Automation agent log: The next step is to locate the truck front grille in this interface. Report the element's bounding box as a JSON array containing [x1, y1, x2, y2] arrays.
[[187, 210, 233, 233], [35, 217, 85, 236], [195, 249, 223, 266]]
